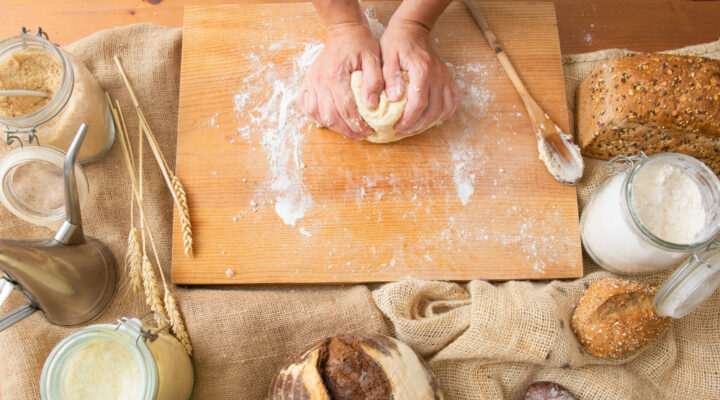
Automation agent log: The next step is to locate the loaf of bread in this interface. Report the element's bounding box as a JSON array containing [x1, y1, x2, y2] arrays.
[[269, 334, 444, 400], [523, 382, 576, 400], [571, 279, 671, 359], [576, 53, 720, 174]]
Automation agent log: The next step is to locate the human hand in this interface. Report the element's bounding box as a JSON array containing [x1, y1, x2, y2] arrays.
[[296, 23, 383, 139], [380, 20, 460, 137]]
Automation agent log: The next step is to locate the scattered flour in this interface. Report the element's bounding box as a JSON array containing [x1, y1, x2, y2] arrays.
[[447, 62, 493, 205], [233, 41, 324, 226]]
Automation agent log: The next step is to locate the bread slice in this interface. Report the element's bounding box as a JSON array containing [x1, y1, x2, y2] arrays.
[[576, 53, 720, 174]]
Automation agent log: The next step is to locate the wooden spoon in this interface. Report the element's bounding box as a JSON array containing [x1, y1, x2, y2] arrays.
[[464, 0, 584, 184]]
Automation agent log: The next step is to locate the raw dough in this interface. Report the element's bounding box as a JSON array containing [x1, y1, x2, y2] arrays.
[[350, 71, 437, 143]]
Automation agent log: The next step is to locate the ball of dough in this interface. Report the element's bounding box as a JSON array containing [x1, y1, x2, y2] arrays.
[[350, 71, 437, 143]]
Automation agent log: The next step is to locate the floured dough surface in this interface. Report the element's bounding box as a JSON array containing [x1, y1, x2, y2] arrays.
[[350, 71, 437, 143]]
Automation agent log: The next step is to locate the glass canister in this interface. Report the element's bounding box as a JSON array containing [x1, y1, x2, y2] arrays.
[[0, 144, 89, 226], [40, 317, 194, 400], [580, 153, 720, 275], [0, 27, 114, 163]]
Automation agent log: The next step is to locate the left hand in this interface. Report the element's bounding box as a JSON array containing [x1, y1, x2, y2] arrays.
[[380, 20, 460, 137]]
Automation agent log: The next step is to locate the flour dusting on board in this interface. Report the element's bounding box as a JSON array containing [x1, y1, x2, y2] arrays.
[[448, 62, 493, 205], [233, 41, 324, 226]]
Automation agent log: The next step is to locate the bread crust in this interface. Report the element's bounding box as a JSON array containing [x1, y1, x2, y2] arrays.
[[577, 53, 720, 173], [571, 279, 671, 359]]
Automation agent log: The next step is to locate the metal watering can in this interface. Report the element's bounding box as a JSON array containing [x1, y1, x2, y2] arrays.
[[0, 124, 117, 332]]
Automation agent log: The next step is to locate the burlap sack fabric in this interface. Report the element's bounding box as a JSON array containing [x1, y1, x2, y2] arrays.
[[0, 24, 718, 399]]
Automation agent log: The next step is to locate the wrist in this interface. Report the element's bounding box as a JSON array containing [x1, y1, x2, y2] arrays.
[[385, 18, 431, 41], [326, 20, 372, 39]]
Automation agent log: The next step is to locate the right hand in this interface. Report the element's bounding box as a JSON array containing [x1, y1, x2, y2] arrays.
[[296, 23, 384, 139]]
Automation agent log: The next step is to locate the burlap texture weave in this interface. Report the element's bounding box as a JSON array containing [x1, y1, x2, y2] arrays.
[[0, 24, 718, 399]]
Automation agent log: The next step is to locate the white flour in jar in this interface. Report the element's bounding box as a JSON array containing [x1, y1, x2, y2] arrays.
[[632, 163, 705, 243], [580, 162, 706, 274]]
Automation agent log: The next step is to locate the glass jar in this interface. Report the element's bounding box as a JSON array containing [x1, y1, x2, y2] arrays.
[[40, 317, 194, 400], [580, 153, 720, 275], [0, 144, 88, 226], [0, 27, 114, 164]]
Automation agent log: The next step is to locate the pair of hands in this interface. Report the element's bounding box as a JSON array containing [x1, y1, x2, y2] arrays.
[[297, 20, 460, 139]]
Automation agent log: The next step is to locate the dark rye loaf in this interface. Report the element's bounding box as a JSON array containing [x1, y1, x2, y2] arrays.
[[576, 53, 720, 173]]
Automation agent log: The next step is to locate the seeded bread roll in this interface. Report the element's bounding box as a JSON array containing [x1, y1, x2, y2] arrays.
[[576, 54, 720, 174], [269, 334, 444, 400], [571, 279, 671, 359], [523, 382, 576, 400]]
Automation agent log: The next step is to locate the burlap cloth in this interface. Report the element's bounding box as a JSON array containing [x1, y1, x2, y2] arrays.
[[0, 24, 719, 399]]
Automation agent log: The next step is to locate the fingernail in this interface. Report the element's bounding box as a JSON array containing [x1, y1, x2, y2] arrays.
[[366, 93, 378, 109]]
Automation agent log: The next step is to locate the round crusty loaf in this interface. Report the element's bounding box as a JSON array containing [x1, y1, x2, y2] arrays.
[[268, 334, 444, 400], [523, 381, 576, 400], [571, 279, 671, 359]]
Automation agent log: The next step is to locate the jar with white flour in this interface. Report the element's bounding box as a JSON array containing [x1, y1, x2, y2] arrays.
[[581, 153, 720, 318], [40, 317, 194, 400]]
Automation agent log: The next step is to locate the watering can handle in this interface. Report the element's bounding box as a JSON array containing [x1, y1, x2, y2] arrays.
[[0, 277, 38, 333], [54, 124, 87, 245]]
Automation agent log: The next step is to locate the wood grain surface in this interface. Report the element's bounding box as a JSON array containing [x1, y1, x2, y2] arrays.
[[1, 0, 718, 54], [172, 2, 583, 284]]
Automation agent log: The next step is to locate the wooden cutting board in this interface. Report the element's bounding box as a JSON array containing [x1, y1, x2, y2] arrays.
[[172, 1, 583, 284]]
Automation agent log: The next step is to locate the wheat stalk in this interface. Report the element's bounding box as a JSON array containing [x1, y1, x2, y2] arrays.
[[164, 290, 193, 355], [114, 55, 194, 259], [109, 92, 193, 353]]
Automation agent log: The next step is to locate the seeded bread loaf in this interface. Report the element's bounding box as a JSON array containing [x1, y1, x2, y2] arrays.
[[571, 279, 671, 359], [576, 54, 720, 174]]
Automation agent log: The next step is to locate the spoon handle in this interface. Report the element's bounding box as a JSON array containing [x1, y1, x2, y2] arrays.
[[0, 90, 50, 98]]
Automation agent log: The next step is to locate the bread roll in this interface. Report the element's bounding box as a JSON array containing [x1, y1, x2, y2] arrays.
[[576, 53, 720, 174], [571, 279, 671, 359], [269, 334, 443, 400]]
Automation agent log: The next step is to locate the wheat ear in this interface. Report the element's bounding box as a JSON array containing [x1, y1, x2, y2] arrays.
[[125, 227, 143, 294], [141, 255, 167, 325], [164, 291, 193, 355], [171, 175, 193, 258], [115, 55, 194, 259]]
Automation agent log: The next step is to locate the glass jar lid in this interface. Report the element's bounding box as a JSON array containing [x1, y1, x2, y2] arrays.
[[40, 319, 159, 400], [654, 242, 720, 318], [0, 145, 88, 226]]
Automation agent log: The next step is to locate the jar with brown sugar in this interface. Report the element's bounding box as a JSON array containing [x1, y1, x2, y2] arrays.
[[0, 27, 114, 163]]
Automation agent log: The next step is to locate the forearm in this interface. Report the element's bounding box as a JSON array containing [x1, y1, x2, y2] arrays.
[[312, 0, 367, 29], [389, 0, 453, 32]]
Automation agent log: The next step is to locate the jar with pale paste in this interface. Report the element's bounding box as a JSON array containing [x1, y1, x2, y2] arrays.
[[0, 28, 114, 163], [40, 317, 194, 400]]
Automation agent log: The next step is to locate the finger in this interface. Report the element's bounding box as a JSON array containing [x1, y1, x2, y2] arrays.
[[329, 75, 370, 137], [395, 68, 430, 134], [403, 83, 443, 136], [319, 94, 361, 139], [382, 54, 405, 102], [297, 87, 321, 124], [439, 84, 459, 122], [360, 53, 384, 110]]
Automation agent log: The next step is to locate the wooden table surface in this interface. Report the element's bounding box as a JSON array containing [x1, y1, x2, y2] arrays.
[[1, 0, 719, 54]]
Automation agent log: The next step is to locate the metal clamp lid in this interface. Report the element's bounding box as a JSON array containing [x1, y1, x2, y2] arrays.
[[605, 152, 647, 174], [114, 312, 170, 345]]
